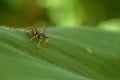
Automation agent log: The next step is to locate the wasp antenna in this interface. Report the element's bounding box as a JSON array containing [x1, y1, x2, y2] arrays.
[[27, 21, 36, 28], [42, 22, 47, 33]]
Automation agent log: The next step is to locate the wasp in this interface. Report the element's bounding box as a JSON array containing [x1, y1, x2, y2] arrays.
[[25, 23, 48, 48]]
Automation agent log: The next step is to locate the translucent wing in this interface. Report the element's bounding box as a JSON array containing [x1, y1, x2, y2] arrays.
[[42, 22, 47, 33]]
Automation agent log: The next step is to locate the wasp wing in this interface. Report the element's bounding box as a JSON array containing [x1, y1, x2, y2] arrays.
[[42, 22, 47, 33]]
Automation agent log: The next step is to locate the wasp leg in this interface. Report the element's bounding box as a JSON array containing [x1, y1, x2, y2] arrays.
[[37, 39, 42, 48], [29, 36, 37, 42]]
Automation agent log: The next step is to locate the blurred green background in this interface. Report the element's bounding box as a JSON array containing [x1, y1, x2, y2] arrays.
[[0, 0, 120, 31], [1, 1, 120, 80]]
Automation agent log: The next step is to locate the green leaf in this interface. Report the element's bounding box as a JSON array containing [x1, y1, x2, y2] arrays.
[[0, 26, 120, 80]]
